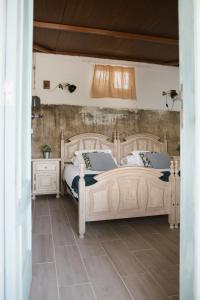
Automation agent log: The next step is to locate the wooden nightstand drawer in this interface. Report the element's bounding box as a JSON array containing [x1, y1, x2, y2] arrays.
[[34, 173, 57, 193], [35, 162, 58, 172]]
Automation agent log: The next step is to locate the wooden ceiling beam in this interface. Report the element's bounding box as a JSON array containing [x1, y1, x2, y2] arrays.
[[33, 43, 178, 66], [165, 60, 179, 66], [34, 21, 178, 46]]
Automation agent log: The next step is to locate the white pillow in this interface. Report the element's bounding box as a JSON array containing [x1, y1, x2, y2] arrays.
[[130, 150, 151, 155], [121, 151, 152, 166], [73, 149, 116, 167], [121, 154, 143, 166]]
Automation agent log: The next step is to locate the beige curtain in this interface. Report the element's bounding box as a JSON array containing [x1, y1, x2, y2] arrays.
[[91, 64, 136, 99]]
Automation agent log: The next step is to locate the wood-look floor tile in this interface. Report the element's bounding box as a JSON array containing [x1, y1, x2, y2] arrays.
[[84, 255, 132, 300], [149, 264, 179, 296], [129, 222, 160, 236], [77, 240, 105, 259], [105, 219, 130, 228], [63, 200, 79, 233], [76, 227, 105, 258], [51, 209, 69, 223], [127, 216, 156, 225], [154, 223, 180, 244], [49, 199, 68, 218], [32, 216, 51, 235], [140, 233, 179, 264], [169, 295, 179, 300], [32, 234, 54, 263], [116, 226, 152, 251], [59, 284, 95, 300], [92, 222, 120, 242], [134, 248, 173, 269], [51, 214, 75, 246], [102, 240, 145, 276], [30, 197, 179, 300], [62, 198, 77, 216], [29, 263, 59, 300], [135, 249, 179, 295], [32, 200, 35, 217], [55, 245, 88, 286], [35, 198, 50, 217], [49, 198, 62, 211], [123, 272, 168, 300]]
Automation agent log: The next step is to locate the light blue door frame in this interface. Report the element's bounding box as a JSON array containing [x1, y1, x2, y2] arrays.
[[0, 0, 6, 299], [179, 0, 200, 299], [0, 0, 200, 300], [1, 0, 33, 299]]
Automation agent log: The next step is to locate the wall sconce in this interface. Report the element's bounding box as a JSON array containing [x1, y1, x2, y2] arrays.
[[32, 96, 43, 119], [162, 89, 181, 109], [58, 83, 77, 93]]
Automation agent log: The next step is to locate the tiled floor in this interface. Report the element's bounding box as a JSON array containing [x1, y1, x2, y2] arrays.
[[29, 195, 179, 300]]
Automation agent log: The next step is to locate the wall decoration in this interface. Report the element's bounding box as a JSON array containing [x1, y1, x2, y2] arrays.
[[31, 104, 180, 158]]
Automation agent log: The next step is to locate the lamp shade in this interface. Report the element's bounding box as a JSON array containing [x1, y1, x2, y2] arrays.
[[68, 84, 76, 93]]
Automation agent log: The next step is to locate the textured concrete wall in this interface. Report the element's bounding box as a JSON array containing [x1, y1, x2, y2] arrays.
[[32, 105, 180, 158]]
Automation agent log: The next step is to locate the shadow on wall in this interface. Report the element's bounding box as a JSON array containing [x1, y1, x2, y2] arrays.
[[31, 104, 180, 158]]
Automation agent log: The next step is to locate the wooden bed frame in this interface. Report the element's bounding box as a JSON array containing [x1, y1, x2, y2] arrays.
[[61, 132, 180, 238]]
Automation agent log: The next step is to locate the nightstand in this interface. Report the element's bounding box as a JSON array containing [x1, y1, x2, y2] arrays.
[[32, 158, 61, 200]]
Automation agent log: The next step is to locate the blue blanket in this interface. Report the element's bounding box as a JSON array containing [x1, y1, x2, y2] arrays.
[[72, 174, 97, 195]]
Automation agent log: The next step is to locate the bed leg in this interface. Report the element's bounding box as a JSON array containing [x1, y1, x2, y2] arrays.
[[79, 163, 86, 239], [79, 217, 85, 239], [170, 224, 174, 230]]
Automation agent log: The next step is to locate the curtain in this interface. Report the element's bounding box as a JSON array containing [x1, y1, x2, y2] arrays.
[[91, 64, 136, 99]]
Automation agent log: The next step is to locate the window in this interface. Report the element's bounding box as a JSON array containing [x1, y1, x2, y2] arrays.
[[91, 65, 136, 99]]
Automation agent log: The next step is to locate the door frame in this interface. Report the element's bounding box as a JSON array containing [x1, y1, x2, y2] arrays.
[[1, 0, 200, 299], [179, 0, 200, 299], [0, 0, 6, 299], [194, 0, 200, 298], [1, 0, 33, 299]]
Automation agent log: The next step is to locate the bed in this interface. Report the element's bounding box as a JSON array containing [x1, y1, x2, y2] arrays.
[[119, 134, 180, 229], [61, 132, 180, 238]]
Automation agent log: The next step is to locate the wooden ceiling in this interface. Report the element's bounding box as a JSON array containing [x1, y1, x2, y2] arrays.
[[33, 0, 179, 66]]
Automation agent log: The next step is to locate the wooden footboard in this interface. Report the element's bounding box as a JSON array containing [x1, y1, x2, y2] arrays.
[[78, 164, 177, 238]]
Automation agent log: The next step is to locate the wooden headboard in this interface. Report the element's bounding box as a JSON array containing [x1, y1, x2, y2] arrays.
[[61, 132, 118, 172], [119, 133, 168, 161]]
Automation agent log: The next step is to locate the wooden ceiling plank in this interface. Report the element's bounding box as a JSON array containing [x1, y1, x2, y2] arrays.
[[34, 20, 178, 46], [33, 43, 177, 66]]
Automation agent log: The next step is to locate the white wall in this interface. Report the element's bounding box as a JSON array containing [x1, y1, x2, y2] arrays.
[[33, 53, 180, 111]]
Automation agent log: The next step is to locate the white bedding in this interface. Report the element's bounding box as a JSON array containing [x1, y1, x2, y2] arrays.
[[121, 164, 170, 173], [63, 164, 102, 197], [63, 164, 171, 198]]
